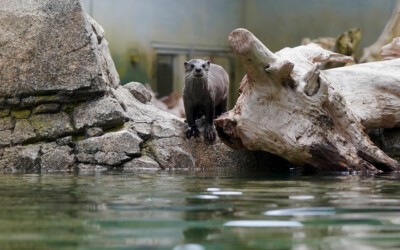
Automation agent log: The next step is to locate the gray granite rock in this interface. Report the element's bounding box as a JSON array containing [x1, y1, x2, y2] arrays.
[[0, 147, 20, 171], [0, 109, 10, 118], [14, 145, 42, 172], [12, 119, 37, 144], [76, 130, 142, 166], [30, 112, 74, 139], [87, 14, 120, 89], [0, 117, 14, 131], [0, 130, 12, 147], [5, 98, 20, 106], [123, 156, 160, 170], [33, 104, 61, 114], [73, 96, 126, 131], [21, 96, 64, 107], [152, 118, 183, 138], [11, 110, 31, 119], [147, 137, 195, 169], [130, 122, 152, 140], [85, 127, 104, 138], [0, 0, 107, 98], [56, 136, 75, 147], [124, 82, 152, 103], [41, 146, 75, 171]]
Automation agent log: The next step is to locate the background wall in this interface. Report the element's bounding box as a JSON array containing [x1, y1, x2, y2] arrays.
[[82, 0, 242, 87], [82, 0, 397, 105], [241, 0, 397, 52]]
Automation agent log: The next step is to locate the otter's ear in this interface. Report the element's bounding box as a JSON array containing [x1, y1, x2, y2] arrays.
[[206, 60, 211, 66], [184, 61, 188, 68]]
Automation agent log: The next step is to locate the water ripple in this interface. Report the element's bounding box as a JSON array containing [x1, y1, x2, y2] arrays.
[[192, 195, 219, 200], [211, 191, 243, 196], [224, 220, 303, 228], [265, 207, 336, 216]]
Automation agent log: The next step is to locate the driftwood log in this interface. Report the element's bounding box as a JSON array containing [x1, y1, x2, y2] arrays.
[[360, 0, 400, 62], [215, 28, 400, 173], [381, 37, 400, 60]]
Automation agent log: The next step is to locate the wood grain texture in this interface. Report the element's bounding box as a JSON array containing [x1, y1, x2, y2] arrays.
[[215, 28, 400, 173]]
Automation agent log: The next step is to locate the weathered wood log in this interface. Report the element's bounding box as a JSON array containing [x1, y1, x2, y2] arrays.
[[324, 59, 400, 129], [277, 43, 400, 129], [381, 37, 400, 60], [215, 28, 400, 173], [360, 0, 400, 62]]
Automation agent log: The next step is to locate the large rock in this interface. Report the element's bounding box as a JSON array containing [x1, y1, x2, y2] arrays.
[[72, 96, 126, 131], [0, 130, 12, 147], [123, 156, 160, 170], [12, 119, 37, 144], [0, 145, 42, 172], [76, 130, 142, 166], [124, 82, 152, 103], [0, 117, 13, 131], [41, 146, 75, 171], [30, 112, 74, 139], [0, 0, 109, 98]]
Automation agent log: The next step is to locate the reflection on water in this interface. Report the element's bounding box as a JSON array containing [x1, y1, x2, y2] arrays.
[[0, 170, 400, 249]]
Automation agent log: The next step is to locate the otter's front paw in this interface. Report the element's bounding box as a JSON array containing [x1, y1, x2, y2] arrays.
[[186, 126, 200, 139], [204, 124, 216, 142]]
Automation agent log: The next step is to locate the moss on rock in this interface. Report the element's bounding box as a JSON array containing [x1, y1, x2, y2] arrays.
[[11, 110, 31, 119]]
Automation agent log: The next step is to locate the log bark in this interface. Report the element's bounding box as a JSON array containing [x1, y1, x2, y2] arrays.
[[215, 28, 400, 173], [360, 0, 400, 62]]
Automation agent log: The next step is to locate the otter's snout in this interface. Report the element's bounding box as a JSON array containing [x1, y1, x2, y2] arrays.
[[193, 67, 205, 78]]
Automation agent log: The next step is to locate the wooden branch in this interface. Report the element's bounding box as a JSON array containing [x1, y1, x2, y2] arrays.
[[360, 0, 400, 62], [381, 37, 400, 60], [278, 42, 400, 129], [215, 28, 400, 173]]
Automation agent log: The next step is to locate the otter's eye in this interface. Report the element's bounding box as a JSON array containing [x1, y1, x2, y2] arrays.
[[190, 64, 194, 69], [202, 64, 206, 68]]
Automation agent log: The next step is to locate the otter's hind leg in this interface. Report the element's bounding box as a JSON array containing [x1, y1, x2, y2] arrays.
[[204, 103, 216, 142]]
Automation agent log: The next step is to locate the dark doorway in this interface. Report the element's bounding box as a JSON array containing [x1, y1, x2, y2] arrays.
[[156, 54, 174, 97]]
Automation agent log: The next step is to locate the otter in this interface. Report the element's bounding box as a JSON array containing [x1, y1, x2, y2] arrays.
[[183, 59, 229, 142]]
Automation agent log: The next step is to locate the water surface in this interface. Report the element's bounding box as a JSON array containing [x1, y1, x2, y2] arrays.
[[1, 170, 400, 250]]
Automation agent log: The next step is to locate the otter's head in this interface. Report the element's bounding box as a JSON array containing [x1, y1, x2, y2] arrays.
[[184, 59, 210, 79]]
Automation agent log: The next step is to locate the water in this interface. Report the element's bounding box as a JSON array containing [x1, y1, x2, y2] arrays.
[[1, 170, 400, 250]]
